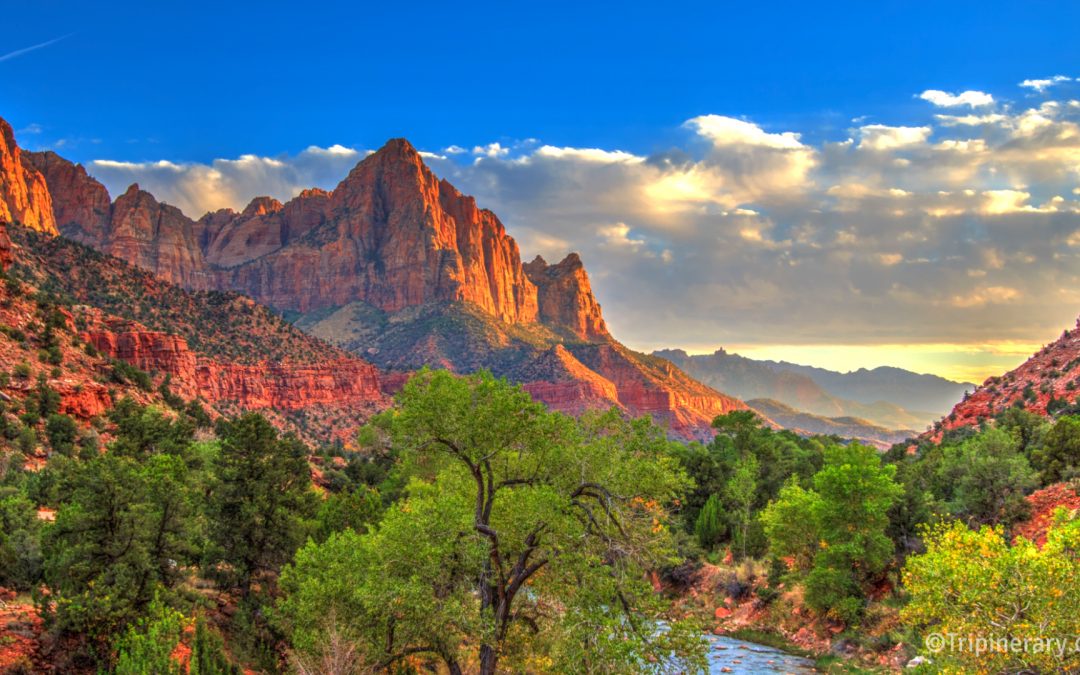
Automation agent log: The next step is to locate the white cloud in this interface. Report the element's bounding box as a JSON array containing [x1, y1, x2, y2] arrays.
[[1019, 75, 1072, 92], [685, 115, 805, 149], [533, 146, 643, 164], [919, 89, 994, 107], [88, 144, 368, 217], [857, 124, 932, 150], [83, 83, 1080, 355], [472, 142, 509, 158]]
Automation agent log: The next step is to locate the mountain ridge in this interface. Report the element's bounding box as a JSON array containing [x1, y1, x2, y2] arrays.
[[6, 119, 746, 440]]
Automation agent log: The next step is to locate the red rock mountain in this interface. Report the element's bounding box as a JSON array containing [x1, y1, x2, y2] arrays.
[[5, 222, 387, 444], [0, 118, 57, 235], [14, 122, 747, 439], [935, 317, 1080, 435], [524, 254, 608, 341]]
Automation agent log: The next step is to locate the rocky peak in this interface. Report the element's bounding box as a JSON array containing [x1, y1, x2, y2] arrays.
[[524, 252, 608, 341], [108, 184, 209, 288], [23, 150, 112, 239], [241, 196, 284, 218], [0, 117, 57, 235]]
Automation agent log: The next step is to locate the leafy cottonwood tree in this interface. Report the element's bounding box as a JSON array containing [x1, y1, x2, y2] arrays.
[[760, 477, 821, 572], [278, 369, 706, 675], [762, 443, 900, 622], [804, 442, 901, 622], [903, 513, 1080, 673]]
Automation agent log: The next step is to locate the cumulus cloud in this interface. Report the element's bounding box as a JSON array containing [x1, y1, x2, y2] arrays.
[[919, 89, 994, 107], [88, 145, 372, 216], [857, 124, 932, 150], [83, 82, 1080, 370], [1020, 75, 1072, 92]]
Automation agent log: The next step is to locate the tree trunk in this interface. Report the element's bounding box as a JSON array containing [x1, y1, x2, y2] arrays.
[[479, 644, 498, 675]]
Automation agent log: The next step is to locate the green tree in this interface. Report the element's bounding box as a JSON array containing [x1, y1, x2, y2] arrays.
[[189, 615, 240, 675], [711, 410, 764, 452], [1034, 415, 1080, 484], [694, 493, 724, 550], [45, 413, 78, 456], [207, 413, 316, 596], [313, 485, 382, 543], [0, 487, 43, 590], [903, 514, 1080, 673], [760, 477, 821, 572], [41, 405, 202, 652], [725, 453, 758, 559], [940, 427, 1036, 526], [113, 595, 186, 675], [43, 454, 154, 645], [278, 370, 706, 675], [804, 443, 901, 622]]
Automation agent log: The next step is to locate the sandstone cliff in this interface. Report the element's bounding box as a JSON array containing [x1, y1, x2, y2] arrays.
[[212, 140, 541, 319], [23, 150, 111, 235], [524, 254, 608, 341], [84, 319, 383, 411], [0, 119, 56, 235], [13, 121, 750, 441]]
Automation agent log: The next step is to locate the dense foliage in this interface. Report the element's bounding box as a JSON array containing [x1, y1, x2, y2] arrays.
[[278, 369, 706, 674]]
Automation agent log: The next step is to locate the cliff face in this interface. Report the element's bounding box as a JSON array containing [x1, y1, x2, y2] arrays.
[[520, 345, 622, 415], [524, 254, 608, 341], [937, 318, 1080, 434], [23, 150, 111, 235], [0, 119, 57, 235], [211, 140, 540, 318], [103, 185, 211, 289], [84, 320, 383, 411], [17, 123, 750, 440]]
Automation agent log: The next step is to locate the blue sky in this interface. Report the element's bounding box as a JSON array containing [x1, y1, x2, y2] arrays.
[[4, 1, 1078, 162], [3, 1, 1080, 382]]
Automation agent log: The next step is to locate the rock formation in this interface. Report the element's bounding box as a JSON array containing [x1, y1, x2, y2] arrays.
[[10, 118, 750, 440], [23, 150, 111, 235], [524, 254, 608, 341], [85, 320, 383, 411], [0, 119, 56, 235]]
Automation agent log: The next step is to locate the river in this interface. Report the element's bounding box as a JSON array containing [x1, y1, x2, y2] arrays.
[[705, 634, 816, 673]]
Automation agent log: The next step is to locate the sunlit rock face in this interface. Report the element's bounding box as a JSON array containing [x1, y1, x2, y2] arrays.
[[0, 118, 57, 235]]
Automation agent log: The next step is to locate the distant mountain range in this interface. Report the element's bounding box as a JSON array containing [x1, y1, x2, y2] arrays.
[[655, 348, 974, 433]]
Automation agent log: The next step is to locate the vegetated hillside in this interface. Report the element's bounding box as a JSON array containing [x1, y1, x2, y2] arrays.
[[4, 222, 386, 445], [935, 317, 1080, 435], [20, 120, 746, 441], [0, 223, 180, 462], [744, 398, 914, 450], [657, 348, 955, 431], [9, 225, 345, 365]]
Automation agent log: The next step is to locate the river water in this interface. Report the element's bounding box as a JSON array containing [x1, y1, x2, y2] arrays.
[[705, 634, 817, 673]]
